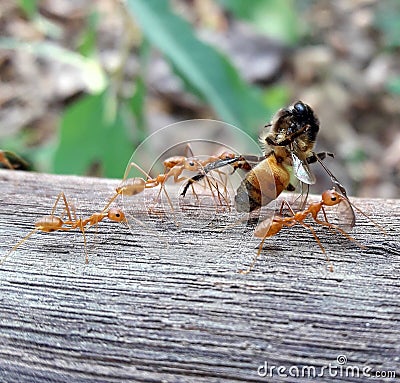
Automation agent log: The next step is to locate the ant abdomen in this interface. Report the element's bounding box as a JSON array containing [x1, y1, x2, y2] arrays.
[[117, 178, 146, 196], [35, 216, 64, 232]]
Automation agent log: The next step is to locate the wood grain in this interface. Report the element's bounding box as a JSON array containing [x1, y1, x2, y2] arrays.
[[0, 169, 399, 382]]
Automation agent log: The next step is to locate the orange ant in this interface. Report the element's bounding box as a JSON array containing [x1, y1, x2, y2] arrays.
[[158, 150, 235, 199], [161, 151, 235, 207], [1, 192, 128, 265], [116, 151, 236, 216], [0, 150, 29, 170], [239, 188, 386, 274]]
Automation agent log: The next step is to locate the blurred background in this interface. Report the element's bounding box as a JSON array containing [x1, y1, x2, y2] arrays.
[[0, 0, 399, 198]]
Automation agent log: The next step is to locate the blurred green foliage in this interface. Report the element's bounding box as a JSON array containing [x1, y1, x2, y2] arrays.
[[55, 90, 133, 177], [375, 0, 400, 49], [8, 0, 288, 177], [217, 0, 302, 45], [126, 0, 270, 130], [18, 0, 39, 19], [6, 0, 398, 177], [375, 0, 400, 95]]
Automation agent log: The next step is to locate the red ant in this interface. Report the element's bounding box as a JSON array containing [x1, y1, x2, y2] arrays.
[[0, 150, 29, 170], [115, 151, 236, 216], [1, 192, 128, 265], [239, 188, 386, 274]]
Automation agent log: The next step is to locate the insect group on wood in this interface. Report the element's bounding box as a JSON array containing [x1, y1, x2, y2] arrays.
[[0, 102, 385, 272]]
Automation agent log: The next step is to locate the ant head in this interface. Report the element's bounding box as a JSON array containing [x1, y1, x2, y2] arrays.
[[184, 158, 199, 171], [108, 208, 126, 223], [321, 189, 342, 206]]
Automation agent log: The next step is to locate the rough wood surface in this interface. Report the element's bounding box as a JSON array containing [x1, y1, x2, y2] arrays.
[[0, 169, 399, 383]]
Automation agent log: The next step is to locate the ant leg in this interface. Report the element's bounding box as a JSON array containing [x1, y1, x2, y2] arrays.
[[124, 161, 151, 180], [201, 172, 224, 207], [239, 235, 268, 275], [150, 172, 176, 209], [240, 218, 283, 275], [0, 228, 41, 265], [138, 163, 181, 218], [198, 162, 233, 208], [50, 192, 74, 222], [146, 179, 178, 224], [313, 207, 366, 249], [61, 194, 76, 222], [213, 168, 233, 208], [184, 143, 195, 158], [0, 151, 14, 169], [197, 172, 231, 210], [297, 220, 334, 272], [156, 185, 177, 222], [278, 199, 297, 216], [78, 220, 89, 264]]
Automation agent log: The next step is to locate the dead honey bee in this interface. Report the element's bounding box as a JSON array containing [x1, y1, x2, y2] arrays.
[[235, 100, 323, 212], [182, 101, 351, 217], [262, 100, 320, 184]]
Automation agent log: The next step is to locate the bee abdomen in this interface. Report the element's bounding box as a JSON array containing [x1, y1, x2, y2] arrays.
[[234, 156, 290, 212]]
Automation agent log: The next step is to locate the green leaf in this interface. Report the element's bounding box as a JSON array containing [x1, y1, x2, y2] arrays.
[[129, 76, 147, 142], [128, 39, 150, 142], [217, 0, 301, 44], [387, 76, 400, 94], [0, 38, 106, 93], [261, 85, 290, 111], [54, 90, 133, 178], [18, 0, 39, 18], [78, 11, 100, 57], [375, 0, 400, 48], [126, 0, 270, 132]]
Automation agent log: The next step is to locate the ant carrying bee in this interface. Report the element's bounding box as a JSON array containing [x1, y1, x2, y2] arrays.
[[2, 102, 375, 271], [180, 101, 375, 272], [240, 188, 386, 274]]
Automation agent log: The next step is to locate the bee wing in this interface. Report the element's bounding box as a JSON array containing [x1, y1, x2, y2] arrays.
[[292, 152, 316, 185], [335, 194, 356, 230], [321, 193, 356, 231], [312, 155, 356, 229]]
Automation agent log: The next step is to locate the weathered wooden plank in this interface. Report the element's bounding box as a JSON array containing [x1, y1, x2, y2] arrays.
[[0, 168, 399, 382]]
